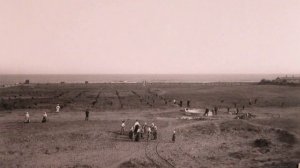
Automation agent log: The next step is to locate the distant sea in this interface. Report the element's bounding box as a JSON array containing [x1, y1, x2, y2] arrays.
[[0, 74, 295, 85]]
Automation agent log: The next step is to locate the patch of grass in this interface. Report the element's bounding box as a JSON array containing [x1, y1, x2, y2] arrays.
[[220, 120, 261, 133], [276, 129, 297, 145], [253, 138, 271, 148]]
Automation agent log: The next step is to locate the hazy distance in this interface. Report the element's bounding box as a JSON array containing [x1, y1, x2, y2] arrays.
[[0, 0, 300, 74]]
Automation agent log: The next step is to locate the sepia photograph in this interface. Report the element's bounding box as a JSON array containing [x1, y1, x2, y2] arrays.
[[0, 0, 299, 168]]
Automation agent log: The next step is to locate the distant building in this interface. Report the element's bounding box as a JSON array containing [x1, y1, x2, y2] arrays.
[[24, 80, 30, 84], [85, 81, 89, 84], [273, 76, 300, 84]]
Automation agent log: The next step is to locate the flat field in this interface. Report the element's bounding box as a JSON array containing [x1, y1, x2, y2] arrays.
[[0, 83, 299, 168]]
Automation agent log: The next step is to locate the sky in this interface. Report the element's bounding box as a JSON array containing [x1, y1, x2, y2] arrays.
[[0, 0, 300, 74]]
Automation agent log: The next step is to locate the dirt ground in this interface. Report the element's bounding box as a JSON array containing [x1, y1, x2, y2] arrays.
[[0, 83, 299, 168]]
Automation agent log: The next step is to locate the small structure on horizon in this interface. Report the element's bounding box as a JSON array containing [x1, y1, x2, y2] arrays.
[[85, 81, 89, 84], [24, 80, 30, 84], [273, 76, 300, 84], [260, 75, 300, 85]]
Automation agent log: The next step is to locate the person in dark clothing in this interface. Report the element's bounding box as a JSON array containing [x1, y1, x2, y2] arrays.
[[153, 126, 157, 140], [236, 108, 240, 115], [214, 107, 218, 115], [42, 112, 47, 123], [242, 105, 245, 110], [187, 100, 190, 108], [129, 127, 133, 139], [204, 108, 209, 116], [227, 107, 230, 113], [172, 130, 176, 142], [85, 108, 89, 121], [133, 124, 140, 141], [179, 101, 183, 107], [135, 128, 141, 142]]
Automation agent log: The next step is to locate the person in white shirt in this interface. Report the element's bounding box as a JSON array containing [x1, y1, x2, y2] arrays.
[[150, 123, 155, 131], [24, 112, 30, 123], [56, 104, 60, 113], [147, 127, 152, 141], [134, 120, 140, 127], [121, 120, 125, 135], [42, 112, 47, 123]]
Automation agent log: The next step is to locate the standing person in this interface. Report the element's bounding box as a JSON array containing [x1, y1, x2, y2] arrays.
[[133, 120, 140, 141], [214, 107, 218, 115], [129, 127, 134, 139], [236, 108, 240, 115], [56, 104, 60, 113], [42, 112, 47, 123], [172, 130, 176, 142], [153, 126, 158, 140], [134, 120, 140, 127], [204, 108, 209, 116], [187, 100, 190, 108], [227, 107, 230, 113], [143, 122, 148, 139], [85, 108, 89, 121], [141, 122, 147, 138], [121, 120, 125, 135], [24, 112, 30, 123], [150, 123, 155, 132], [147, 127, 152, 141], [135, 128, 141, 142]]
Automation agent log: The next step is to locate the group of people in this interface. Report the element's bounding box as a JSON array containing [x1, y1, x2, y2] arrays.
[[23, 104, 61, 123], [23, 104, 177, 143], [24, 111, 48, 123], [121, 120, 159, 142]]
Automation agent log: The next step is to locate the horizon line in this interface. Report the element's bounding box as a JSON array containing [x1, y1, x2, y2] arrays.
[[0, 73, 300, 75]]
